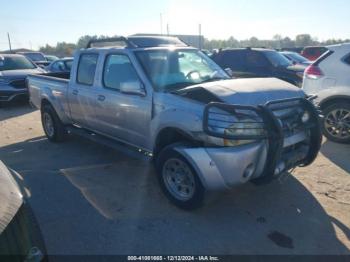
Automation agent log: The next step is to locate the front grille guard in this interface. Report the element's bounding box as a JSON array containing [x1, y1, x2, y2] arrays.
[[203, 97, 322, 182]]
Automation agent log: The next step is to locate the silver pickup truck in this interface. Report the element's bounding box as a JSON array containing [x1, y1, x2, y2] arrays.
[[28, 36, 322, 209]]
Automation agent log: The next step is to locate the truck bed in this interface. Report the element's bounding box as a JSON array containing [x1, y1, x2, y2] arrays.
[[27, 72, 70, 113]]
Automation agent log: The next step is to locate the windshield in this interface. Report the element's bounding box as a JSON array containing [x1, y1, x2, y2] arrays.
[[264, 50, 292, 67], [286, 52, 309, 63], [135, 49, 229, 92], [0, 56, 37, 71], [24, 52, 46, 61]]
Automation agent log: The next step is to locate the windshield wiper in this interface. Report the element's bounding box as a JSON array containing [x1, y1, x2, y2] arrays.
[[200, 77, 228, 84], [162, 82, 194, 93]]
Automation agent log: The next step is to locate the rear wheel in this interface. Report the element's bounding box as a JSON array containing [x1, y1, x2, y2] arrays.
[[155, 144, 205, 210], [322, 102, 350, 143], [41, 104, 66, 142]]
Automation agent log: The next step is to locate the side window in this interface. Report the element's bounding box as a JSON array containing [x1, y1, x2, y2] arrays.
[[77, 54, 98, 85], [221, 51, 246, 71], [246, 52, 270, 68], [103, 54, 140, 91]]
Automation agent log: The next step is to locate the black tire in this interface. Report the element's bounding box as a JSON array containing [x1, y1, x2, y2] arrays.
[[0, 203, 47, 261], [322, 102, 350, 144], [155, 143, 205, 210], [41, 104, 66, 142]]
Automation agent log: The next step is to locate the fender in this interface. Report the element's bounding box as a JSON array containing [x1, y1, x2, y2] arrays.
[[40, 87, 71, 124]]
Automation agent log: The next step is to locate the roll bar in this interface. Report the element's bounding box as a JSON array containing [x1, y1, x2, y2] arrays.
[[86, 37, 137, 49]]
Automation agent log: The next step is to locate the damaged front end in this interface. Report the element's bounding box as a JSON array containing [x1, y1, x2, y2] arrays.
[[201, 97, 322, 185]]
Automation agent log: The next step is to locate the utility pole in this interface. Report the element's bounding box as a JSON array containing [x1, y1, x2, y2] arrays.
[[166, 23, 169, 36], [160, 13, 163, 35], [198, 24, 202, 50], [7, 32, 12, 52]]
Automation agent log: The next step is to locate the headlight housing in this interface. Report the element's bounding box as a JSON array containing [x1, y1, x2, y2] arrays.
[[223, 120, 266, 147], [203, 102, 268, 147], [301, 111, 310, 123]]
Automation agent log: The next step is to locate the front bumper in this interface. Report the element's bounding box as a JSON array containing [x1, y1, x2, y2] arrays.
[[176, 98, 322, 190], [0, 86, 28, 102]]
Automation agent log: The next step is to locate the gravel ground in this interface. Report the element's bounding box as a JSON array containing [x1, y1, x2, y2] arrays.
[[0, 102, 349, 255]]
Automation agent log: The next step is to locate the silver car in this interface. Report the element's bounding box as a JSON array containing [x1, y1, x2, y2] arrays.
[[303, 43, 350, 143], [28, 36, 322, 209]]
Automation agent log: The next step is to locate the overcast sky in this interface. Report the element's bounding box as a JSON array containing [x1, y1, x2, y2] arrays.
[[1, 0, 349, 50]]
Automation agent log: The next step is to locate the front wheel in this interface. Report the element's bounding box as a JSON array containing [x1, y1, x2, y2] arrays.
[[155, 144, 205, 210], [322, 102, 350, 144]]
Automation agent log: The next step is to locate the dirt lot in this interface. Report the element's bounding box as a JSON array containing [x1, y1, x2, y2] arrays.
[[0, 102, 350, 255]]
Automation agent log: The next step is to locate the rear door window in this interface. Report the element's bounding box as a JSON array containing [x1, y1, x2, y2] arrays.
[[77, 54, 98, 85]]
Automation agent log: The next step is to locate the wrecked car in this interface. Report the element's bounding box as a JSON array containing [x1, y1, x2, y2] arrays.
[[27, 36, 322, 209]]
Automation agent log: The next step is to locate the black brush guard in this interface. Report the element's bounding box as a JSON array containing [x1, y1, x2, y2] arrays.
[[203, 97, 322, 183]]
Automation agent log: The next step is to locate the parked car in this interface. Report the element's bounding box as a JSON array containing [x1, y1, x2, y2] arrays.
[[280, 51, 312, 66], [301, 46, 328, 61], [17, 52, 50, 68], [28, 36, 322, 210], [281, 47, 303, 54], [0, 161, 46, 260], [44, 55, 59, 62], [303, 43, 350, 143], [45, 57, 73, 73], [211, 48, 306, 87], [0, 54, 45, 105]]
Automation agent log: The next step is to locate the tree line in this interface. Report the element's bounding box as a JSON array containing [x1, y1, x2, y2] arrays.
[[39, 34, 350, 57]]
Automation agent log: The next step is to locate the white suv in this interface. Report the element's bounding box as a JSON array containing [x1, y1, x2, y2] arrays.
[[303, 43, 350, 143]]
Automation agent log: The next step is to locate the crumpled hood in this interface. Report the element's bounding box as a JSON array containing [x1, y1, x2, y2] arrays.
[[177, 77, 305, 106]]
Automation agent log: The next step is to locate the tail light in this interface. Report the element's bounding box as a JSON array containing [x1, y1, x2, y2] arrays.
[[305, 65, 324, 79]]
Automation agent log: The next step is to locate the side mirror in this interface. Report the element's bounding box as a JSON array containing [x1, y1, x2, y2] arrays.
[[119, 81, 146, 96], [224, 68, 234, 77]]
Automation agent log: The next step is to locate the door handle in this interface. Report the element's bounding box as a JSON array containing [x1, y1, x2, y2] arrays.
[[72, 89, 79, 95], [97, 95, 106, 101]]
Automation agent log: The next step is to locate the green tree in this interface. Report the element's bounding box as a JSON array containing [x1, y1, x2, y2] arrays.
[[249, 37, 260, 47], [76, 35, 98, 49], [295, 34, 315, 47]]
